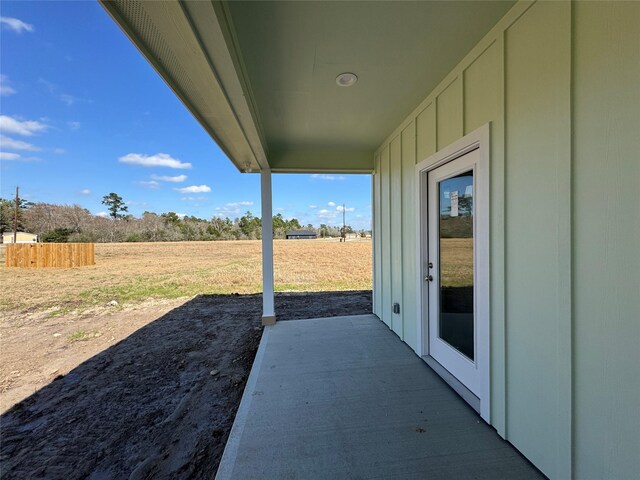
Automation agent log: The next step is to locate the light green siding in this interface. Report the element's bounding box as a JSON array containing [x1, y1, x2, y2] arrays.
[[504, 2, 572, 476], [390, 136, 403, 337], [436, 77, 463, 149], [401, 122, 417, 349], [573, 2, 640, 479], [379, 145, 392, 328], [416, 103, 436, 162], [371, 1, 638, 478], [463, 42, 499, 135], [373, 154, 382, 317]]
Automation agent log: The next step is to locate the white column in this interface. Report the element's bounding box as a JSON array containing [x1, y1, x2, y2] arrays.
[[261, 168, 276, 324]]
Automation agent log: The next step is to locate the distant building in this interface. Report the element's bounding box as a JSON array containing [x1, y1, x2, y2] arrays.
[[2, 232, 38, 244], [286, 230, 317, 240]]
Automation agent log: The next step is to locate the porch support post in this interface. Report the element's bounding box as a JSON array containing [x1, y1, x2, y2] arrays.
[[261, 168, 276, 325]]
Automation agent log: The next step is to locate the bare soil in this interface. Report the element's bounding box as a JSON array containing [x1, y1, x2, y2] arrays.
[[0, 291, 371, 479]]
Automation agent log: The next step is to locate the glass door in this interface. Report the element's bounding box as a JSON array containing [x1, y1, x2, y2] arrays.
[[437, 170, 474, 359], [427, 148, 482, 397]]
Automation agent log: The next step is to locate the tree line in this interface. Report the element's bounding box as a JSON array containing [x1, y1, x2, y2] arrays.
[[0, 194, 367, 243]]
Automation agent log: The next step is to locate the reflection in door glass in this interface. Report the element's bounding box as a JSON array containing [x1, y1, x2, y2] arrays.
[[438, 170, 474, 360]]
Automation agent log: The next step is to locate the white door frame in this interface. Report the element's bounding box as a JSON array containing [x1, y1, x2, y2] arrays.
[[415, 124, 490, 421]]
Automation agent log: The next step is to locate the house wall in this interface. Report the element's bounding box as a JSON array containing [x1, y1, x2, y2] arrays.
[[371, 1, 639, 479], [2, 233, 38, 244], [572, 2, 640, 479]]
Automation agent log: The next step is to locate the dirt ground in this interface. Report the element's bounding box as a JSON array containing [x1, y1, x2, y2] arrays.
[[0, 290, 372, 479]]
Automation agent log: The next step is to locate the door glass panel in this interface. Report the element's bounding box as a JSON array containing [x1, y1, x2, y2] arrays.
[[438, 170, 474, 360]]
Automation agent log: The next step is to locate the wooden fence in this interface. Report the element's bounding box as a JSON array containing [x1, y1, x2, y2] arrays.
[[5, 243, 95, 268]]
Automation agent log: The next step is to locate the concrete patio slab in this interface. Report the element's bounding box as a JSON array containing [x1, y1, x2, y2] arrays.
[[216, 315, 544, 479]]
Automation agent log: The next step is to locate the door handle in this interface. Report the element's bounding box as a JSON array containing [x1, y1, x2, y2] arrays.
[[424, 274, 433, 282]]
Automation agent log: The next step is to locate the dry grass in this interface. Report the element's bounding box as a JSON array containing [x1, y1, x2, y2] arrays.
[[440, 238, 473, 287], [0, 239, 372, 316]]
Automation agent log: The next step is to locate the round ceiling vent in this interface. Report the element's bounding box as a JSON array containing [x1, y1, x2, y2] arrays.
[[335, 72, 358, 87]]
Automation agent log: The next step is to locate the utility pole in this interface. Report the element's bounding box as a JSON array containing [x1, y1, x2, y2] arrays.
[[13, 186, 19, 244], [342, 203, 346, 242]]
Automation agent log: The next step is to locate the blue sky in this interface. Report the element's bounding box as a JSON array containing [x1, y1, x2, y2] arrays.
[[0, 2, 371, 230]]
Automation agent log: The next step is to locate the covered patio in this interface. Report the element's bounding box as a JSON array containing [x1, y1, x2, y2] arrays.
[[100, 1, 640, 477], [217, 315, 542, 479]]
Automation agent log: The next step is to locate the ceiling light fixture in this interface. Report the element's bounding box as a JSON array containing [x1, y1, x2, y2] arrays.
[[336, 72, 358, 87]]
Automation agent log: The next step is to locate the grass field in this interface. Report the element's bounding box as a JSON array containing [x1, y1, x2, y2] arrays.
[[440, 238, 474, 287], [0, 239, 372, 316]]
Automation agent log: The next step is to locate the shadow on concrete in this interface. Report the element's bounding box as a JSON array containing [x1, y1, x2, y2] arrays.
[[0, 291, 372, 479]]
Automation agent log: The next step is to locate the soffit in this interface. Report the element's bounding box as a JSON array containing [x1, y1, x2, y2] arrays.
[[100, 0, 267, 172], [226, 1, 515, 167], [101, 1, 515, 172]]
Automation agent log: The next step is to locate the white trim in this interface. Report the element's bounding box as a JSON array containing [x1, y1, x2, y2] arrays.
[[371, 173, 376, 315], [415, 124, 490, 421], [427, 151, 481, 394], [261, 169, 275, 322]]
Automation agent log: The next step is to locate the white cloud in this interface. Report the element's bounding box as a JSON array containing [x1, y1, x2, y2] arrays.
[[175, 184, 211, 194], [96, 211, 109, 218], [0, 152, 21, 160], [0, 115, 48, 136], [125, 200, 148, 207], [67, 121, 81, 131], [311, 174, 346, 181], [318, 208, 338, 220], [0, 85, 15, 97], [53, 148, 65, 154], [215, 209, 239, 218], [138, 180, 161, 190], [38, 78, 56, 93], [327, 201, 336, 207], [119, 152, 192, 169], [151, 174, 187, 183], [79, 189, 91, 196], [308, 205, 317, 209], [0, 135, 40, 151], [0, 75, 16, 96], [60, 94, 76, 106], [175, 213, 187, 219], [0, 17, 34, 34], [60, 94, 91, 106], [336, 205, 355, 212], [181, 196, 207, 201], [37, 79, 90, 106], [0, 151, 39, 162], [214, 202, 253, 217]]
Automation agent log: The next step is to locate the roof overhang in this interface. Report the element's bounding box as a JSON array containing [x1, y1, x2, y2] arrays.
[[100, 0, 267, 173], [100, 1, 515, 174]]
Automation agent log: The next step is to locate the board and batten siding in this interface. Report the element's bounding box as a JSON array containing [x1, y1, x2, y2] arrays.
[[371, 1, 639, 478], [572, 2, 640, 478], [379, 145, 392, 329], [389, 136, 403, 338], [373, 153, 383, 319]]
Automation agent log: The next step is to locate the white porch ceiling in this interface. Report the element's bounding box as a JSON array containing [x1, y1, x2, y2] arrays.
[[101, 1, 514, 173]]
